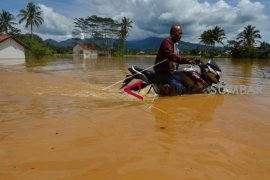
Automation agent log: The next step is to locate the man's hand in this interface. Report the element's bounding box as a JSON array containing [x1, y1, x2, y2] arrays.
[[187, 59, 194, 64], [181, 58, 195, 65]]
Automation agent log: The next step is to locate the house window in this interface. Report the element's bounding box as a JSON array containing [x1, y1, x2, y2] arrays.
[[79, 50, 83, 54]]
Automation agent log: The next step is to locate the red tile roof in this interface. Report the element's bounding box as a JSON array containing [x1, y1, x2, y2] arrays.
[[0, 35, 11, 42], [0, 35, 28, 48], [78, 44, 99, 50]]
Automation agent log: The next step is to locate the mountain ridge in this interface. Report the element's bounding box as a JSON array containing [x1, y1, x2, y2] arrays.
[[44, 37, 209, 51]]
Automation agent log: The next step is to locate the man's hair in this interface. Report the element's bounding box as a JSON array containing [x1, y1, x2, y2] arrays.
[[170, 24, 181, 36]]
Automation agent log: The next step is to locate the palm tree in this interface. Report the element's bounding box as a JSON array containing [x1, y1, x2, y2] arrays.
[[237, 25, 261, 48], [0, 10, 20, 35], [212, 26, 226, 46], [18, 2, 44, 38], [119, 17, 133, 54], [236, 25, 261, 57], [259, 41, 268, 50], [199, 30, 214, 55]]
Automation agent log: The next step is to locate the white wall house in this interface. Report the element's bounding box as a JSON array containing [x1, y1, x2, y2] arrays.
[[73, 44, 99, 59], [0, 35, 26, 65]]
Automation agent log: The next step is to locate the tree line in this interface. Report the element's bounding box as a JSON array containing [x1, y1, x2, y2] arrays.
[[72, 15, 133, 55], [0, 1, 134, 57], [1, 1, 269, 58], [199, 25, 268, 58]]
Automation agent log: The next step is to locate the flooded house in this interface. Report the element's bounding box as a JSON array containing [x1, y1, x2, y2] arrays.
[[0, 35, 27, 65], [73, 43, 99, 59]]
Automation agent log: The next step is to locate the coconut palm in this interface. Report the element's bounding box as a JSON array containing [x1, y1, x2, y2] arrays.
[[234, 25, 261, 57], [199, 30, 214, 55], [119, 17, 133, 54], [18, 2, 44, 38], [199, 30, 214, 46], [237, 25, 261, 48], [119, 17, 133, 40], [212, 26, 226, 46], [0, 10, 20, 35], [259, 41, 268, 50]]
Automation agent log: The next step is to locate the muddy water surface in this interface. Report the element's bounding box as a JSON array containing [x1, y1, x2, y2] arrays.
[[1, 57, 270, 179]]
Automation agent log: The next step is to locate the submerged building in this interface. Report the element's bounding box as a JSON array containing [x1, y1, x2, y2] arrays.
[[0, 35, 27, 65], [73, 43, 99, 59]]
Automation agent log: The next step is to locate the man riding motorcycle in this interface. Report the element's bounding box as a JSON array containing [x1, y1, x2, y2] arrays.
[[154, 25, 194, 95], [120, 25, 224, 97]]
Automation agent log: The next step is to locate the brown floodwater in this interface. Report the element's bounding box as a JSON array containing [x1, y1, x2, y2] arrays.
[[0, 57, 270, 179]]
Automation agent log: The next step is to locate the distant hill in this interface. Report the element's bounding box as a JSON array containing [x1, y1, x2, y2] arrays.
[[44, 37, 217, 51], [44, 38, 82, 47], [44, 39, 59, 46], [126, 37, 207, 51], [126, 37, 162, 50]]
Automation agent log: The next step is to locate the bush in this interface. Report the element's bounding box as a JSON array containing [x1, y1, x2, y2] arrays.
[[15, 34, 53, 59], [24, 38, 53, 59], [231, 45, 257, 58]]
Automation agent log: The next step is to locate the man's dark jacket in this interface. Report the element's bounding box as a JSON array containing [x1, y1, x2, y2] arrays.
[[154, 37, 186, 74]]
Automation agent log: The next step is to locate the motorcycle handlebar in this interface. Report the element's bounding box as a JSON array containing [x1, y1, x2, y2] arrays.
[[194, 59, 203, 65]]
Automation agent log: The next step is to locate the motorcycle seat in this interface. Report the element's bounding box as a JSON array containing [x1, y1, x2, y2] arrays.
[[130, 66, 156, 84]]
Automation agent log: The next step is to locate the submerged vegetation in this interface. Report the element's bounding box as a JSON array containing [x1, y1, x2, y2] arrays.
[[21, 34, 53, 59]]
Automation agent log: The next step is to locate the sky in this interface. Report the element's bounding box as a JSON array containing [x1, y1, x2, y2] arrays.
[[1, 0, 270, 44]]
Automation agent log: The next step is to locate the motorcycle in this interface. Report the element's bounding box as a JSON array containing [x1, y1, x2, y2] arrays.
[[120, 59, 226, 96]]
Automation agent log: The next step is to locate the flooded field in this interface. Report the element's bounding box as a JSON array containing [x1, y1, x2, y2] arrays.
[[1, 57, 270, 179]]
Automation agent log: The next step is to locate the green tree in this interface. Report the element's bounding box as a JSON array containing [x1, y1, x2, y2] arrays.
[[99, 17, 118, 50], [236, 25, 261, 57], [86, 15, 104, 40], [199, 26, 226, 57], [15, 33, 53, 59], [237, 25, 261, 47], [119, 17, 133, 54], [73, 15, 121, 55], [18, 2, 44, 38], [72, 17, 90, 39], [259, 41, 268, 50], [199, 30, 214, 46], [0, 10, 20, 35], [212, 26, 226, 46], [199, 30, 214, 55], [227, 39, 243, 58], [72, 15, 133, 55]]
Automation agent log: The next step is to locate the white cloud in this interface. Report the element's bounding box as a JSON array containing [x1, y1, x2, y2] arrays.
[[37, 4, 73, 39], [78, 0, 269, 42], [28, 0, 270, 43]]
